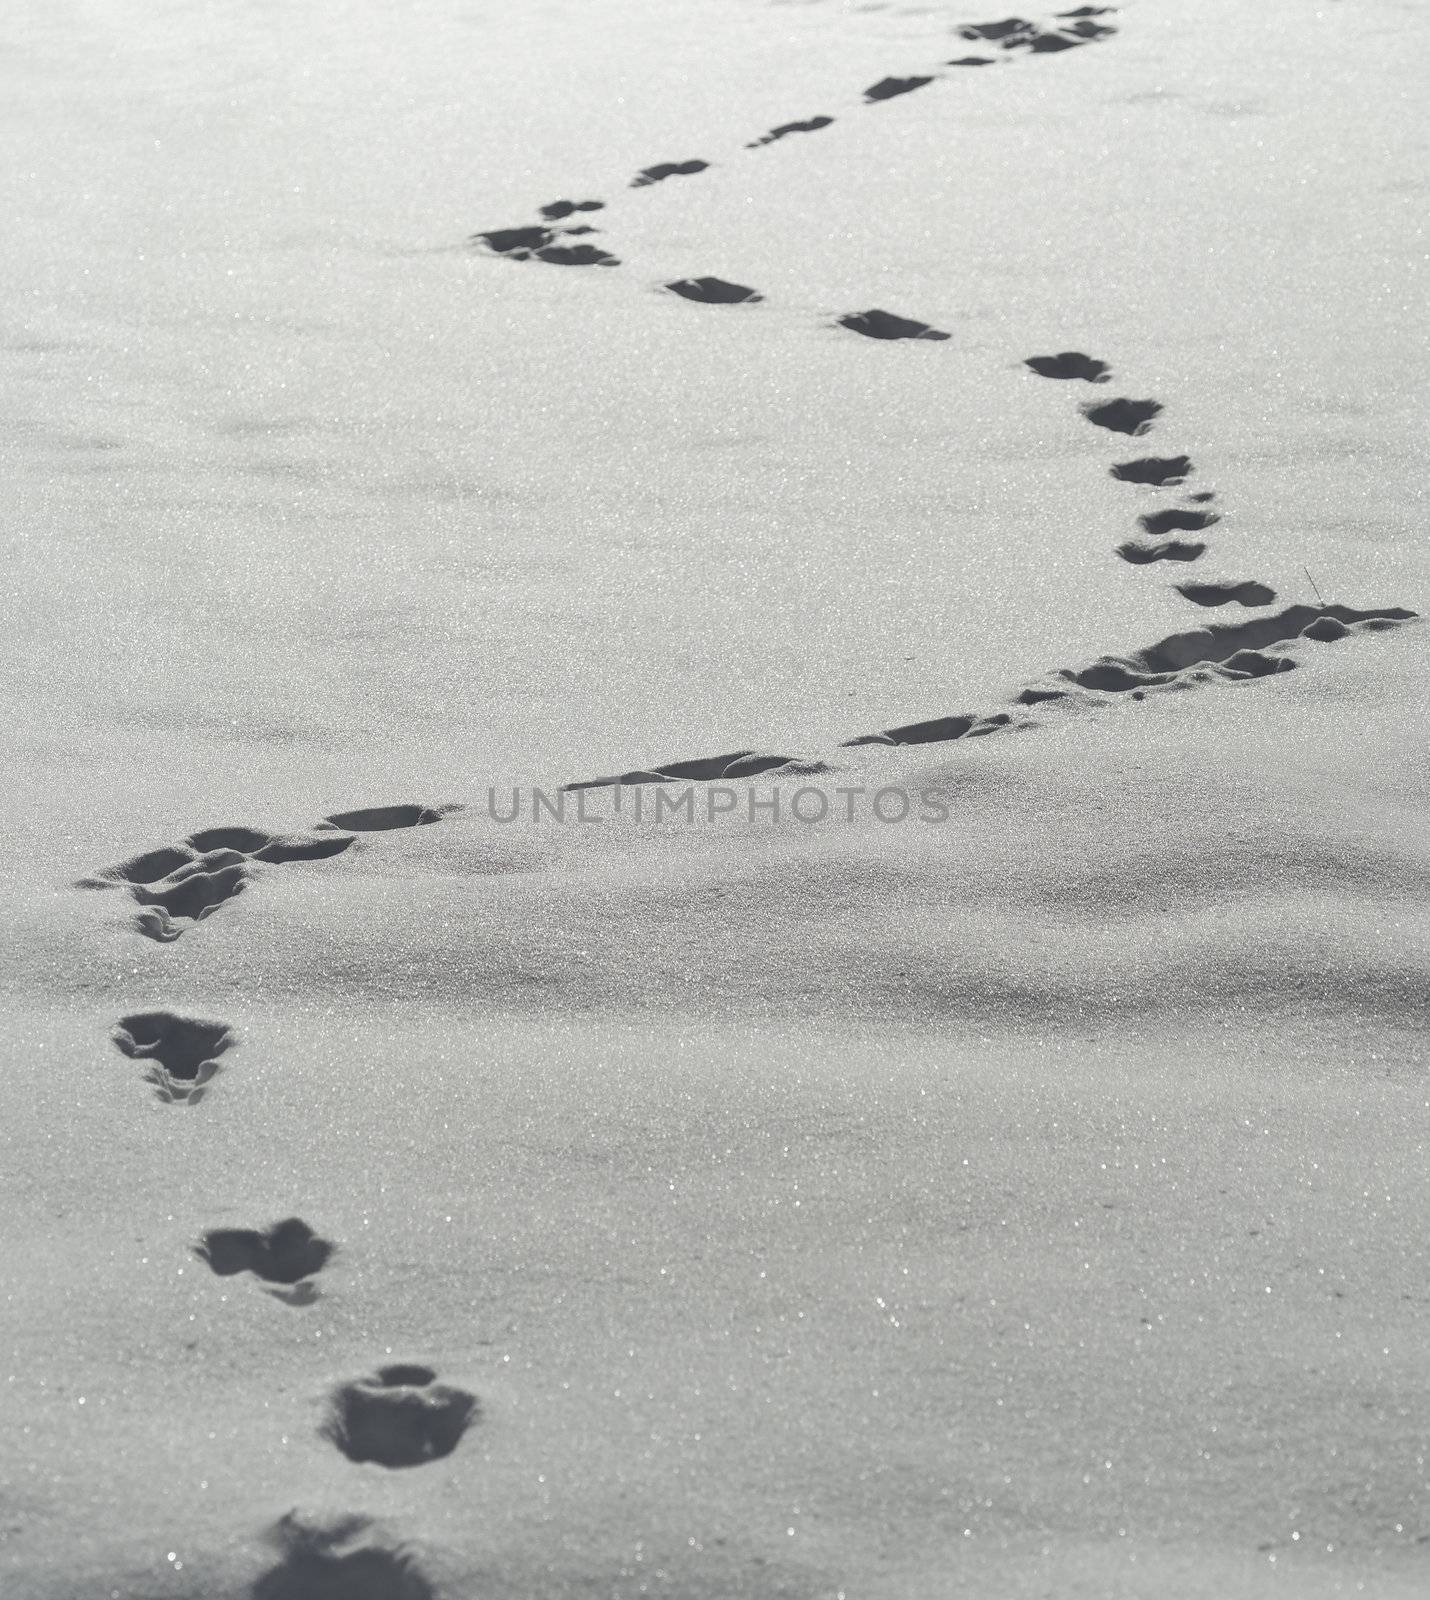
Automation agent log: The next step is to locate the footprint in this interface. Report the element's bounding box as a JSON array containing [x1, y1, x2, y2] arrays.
[[318, 804, 455, 832], [665, 276, 763, 305], [325, 1365, 478, 1468], [837, 309, 950, 341], [1082, 397, 1162, 435], [844, 715, 975, 748], [746, 116, 834, 148], [128, 856, 251, 937], [946, 56, 1000, 66], [1053, 604, 1413, 694], [864, 75, 935, 103], [1024, 351, 1110, 382], [960, 18, 1036, 41], [1110, 455, 1192, 485], [1117, 538, 1206, 564], [1057, 15, 1119, 40], [472, 224, 554, 257], [631, 160, 709, 188], [112, 1011, 234, 1105], [566, 750, 818, 791], [1187, 490, 1217, 503], [253, 1511, 434, 1600], [197, 1217, 333, 1297], [534, 242, 620, 267], [1138, 507, 1219, 537], [1175, 581, 1276, 608], [82, 825, 355, 939], [539, 198, 603, 220], [1018, 28, 1093, 52], [473, 226, 620, 267]]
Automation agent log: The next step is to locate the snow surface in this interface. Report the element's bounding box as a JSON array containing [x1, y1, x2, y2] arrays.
[[1, 0, 1427, 1596]]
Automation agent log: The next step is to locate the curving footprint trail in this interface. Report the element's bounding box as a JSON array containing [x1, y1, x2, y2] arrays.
[[1024, 348, 1276, 588], [562, 603, 1419, 788], [75, 7, 1417, 1587], [468, 5, 1123, 338]]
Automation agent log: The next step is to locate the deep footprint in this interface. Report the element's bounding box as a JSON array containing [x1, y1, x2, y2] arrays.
[[197, 1217, 333, 1287], [845, 603, 1416, 745], [1176, 581, 1276, 608], [473, 226, 619, 267], [960, 18, 1036, 41], [113, 1011, 234, 1104], [1082, 397, 1162, 435], [837, 309, 950, 342], [1117, 538, 1206, 564], [1024, 351, 1110, 382], [566, 750, 822, 791], [318, 804, 454, 832], [864, 75, 934, 103], [631, 160, 709, 188], [1139, 506, 1220, 536], [1051, 604, 1415, 694], [326, 1366, 478, 1468], [1111, 455, 1192, 485], [82, 824, 355, 940], [746, 116, 834, 148], [472, 225, 554, 256], [539, 198, 603, 221], [534, 242, 619, 266], [253, 1511, 434, 1600], [665, 276, 763, 305]]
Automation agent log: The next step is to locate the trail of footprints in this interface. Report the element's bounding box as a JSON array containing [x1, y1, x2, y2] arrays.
[[470, 7, 1121, 337], [1020, 345, 1233, 573], [80, 804, 458, 940], [92, 803, 474, 1594], [562, 344, 1416, 788], [79, 7, 1420, 1592]]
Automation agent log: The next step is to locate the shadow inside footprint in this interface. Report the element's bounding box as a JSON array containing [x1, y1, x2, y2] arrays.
[[1110, 455, 1192, 485], [961, 18, 1034, 40], [114, 1011, 234, 1103], [1117, 538, 1206, 564], [326, 1366, 478, 1468], [947, 56, 998, 65], [539, 198, 603, 220], [1176, 581, 1276, 608], [844, 714, 975, 748], [564, 749, 814, 791], [253, 1511, 434, 1600], [864, 75, 934, 102], [198, 1217, 333, 1288], [319, 804, 451, 832], [665, 277, 762, 305], [129, 855, 249, 924], [1082, 397, 1162, 435], [631, 160, 709, 188], [73, 844, 196, 893], [1024, 351, 1110, 382], [837, 309, 950, 341], [535, 242, 620, 267], [472, 225, 553, 256], [746, 116, 834, 147], [1139, 507, 1219, 536]]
